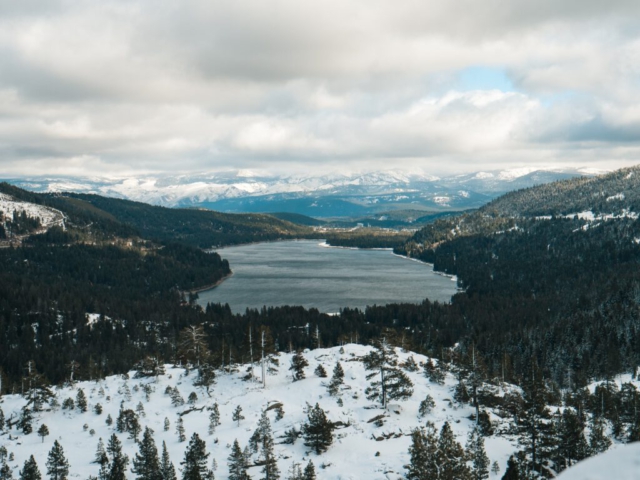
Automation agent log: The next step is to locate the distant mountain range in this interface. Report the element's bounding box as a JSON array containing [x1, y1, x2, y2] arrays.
[[4, 167, 602, 218]]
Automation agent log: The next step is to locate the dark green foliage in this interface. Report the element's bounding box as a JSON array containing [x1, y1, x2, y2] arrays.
[[0, 461, 12, 480], [466, 427, 489, 480], [46, 441, 69, 480], [19, 407, 33, 434], [232, 406, 244, 427], [19, 456, 41, 480], [37, 424, 49, 443], [76, 389, 87, 412], [93, 438, 108, 467], [249, 411, 273, 454], [362, 337, 413, 408], [313, 364, 326, 378], [302, 461, 315, 480], [417, 395, 435, 418], [501, 456, 520, 480], [105, 434, 129, 480], [160, 442, 177, 480], [227, 440, 250, 480], [302, 404, 334, 455], [131, 427, 162, 480], [180, 433, 213, 480], [289, 352, 308, 382], [326, 362, 344, 396], [176, 418, 186, 443]]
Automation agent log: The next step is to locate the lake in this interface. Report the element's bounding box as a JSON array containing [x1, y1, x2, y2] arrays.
[[197, 240, 458, 313]]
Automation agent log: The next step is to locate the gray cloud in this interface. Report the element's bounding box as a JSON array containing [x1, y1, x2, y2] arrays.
[[0, 0, 639, 177]]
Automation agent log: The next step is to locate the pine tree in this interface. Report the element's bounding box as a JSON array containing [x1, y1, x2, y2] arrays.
[[227, 440, 250, 480], [491, 462, 500, 476], [466, 427, 489, 480], [232, 406, 244, 427], [501, 456, 520, 480], [177, 325, 211, 367], [437, 422, 472, 480], [46, 441, 70, 480], [302, 404, 334, 455], [19, 407, 33, 434], [93, 438, 109, 467], [176, 418, 186, 442], [326, 362, 344, 396], [249, 411, 273, 454], [19, 456, 41, 480], [289, 352, 308, 382], [404, 424, 439, 480], [76, 389, 88, 413], [362, 337, 413, 409], [588, 414, 611, 455], [313, 365, 327, 378], [194, 363, 216, 397], [164, 418, 170, 432], [160, 442, 177, 480], [37, 424, 49, 443], [106, 434, 130, 480], [554, 407, 589, 472], [180, 433, 213, 480], [208, 403, 220, 434], [259, 326, 279, 388], [131, 427, 161, 480], [259, 428, 279, 480], [418, 395, 435, 418], [0, 461, 12, 480], [515, 362, 552, 477], [302, 461, 315, 480]]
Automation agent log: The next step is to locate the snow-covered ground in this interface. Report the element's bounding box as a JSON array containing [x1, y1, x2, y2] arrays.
[[0, 193, 65, 232], [556, 442, 640, 480], [0, 345, 518, 479]]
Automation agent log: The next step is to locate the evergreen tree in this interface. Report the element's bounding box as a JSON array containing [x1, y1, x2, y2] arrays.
[[258, 326, 279, 388], [588, 414, 611, 455], [259, 427, 279, 480], [93, 438, 109, 467], [326, 362, 344, 396], [19, 407, 33, 435], [106, 434, 129, 480], [232, 406, 244, 427], [313, 365, 326, 378], [180, 433, 213, 480], [418, 395, 435, 418], [302, 461, 315, 480], [404, 424, 440, 480], [249, 411, 273, 454], [501, 456, 520, 480], [302, 404, 334, 455], [515, 363, 552, 477], [37, 424, 49, 443], [0, 461, 12, 480], [164, 418, 170, 432], [362, 337, 413, 409], [289, 352, 308, 382], [208, 404, 220, 434], [176, 418, 186, 443], [19, 456, 41, 480], [76, 389, 88, 413], [437, 422, 471, 480], [466, 427, 489, 480], [227, 440, 250, 480], [177, 325, 211, 367], [554, 407, 589, 472], [46, 441, 69, 480], [160, 442, 177, 480], [131, 427, 162, 480], [194, 363, 216, 397]]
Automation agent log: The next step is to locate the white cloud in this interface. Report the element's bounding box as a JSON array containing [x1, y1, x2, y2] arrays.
[[0, 0, 639, 176]]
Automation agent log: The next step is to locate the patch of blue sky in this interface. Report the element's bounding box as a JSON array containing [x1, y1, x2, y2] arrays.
[[457, 66, 515, 92]]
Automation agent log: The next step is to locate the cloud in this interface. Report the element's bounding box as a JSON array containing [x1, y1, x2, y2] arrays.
[[0, 0, 639, 177]]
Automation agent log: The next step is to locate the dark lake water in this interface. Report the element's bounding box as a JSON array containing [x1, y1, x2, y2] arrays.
[[198, 240, 458, 313]]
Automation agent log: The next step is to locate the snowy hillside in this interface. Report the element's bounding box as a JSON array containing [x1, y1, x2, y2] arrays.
[[0, 345, 517, 480], [0, 192, 65, 233], [556, 442, 640, 480]]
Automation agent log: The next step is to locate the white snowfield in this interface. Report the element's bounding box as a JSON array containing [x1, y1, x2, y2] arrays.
[[0, 345, 518, 479], [556, 442, 640, 480], [0, 193, 65, 232]]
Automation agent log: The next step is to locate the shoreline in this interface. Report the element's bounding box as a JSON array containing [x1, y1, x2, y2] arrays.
[[185, 271, 234, 295]]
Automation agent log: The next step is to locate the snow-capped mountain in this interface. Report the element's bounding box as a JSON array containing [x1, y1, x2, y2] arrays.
[[4, 168, 597, 218]]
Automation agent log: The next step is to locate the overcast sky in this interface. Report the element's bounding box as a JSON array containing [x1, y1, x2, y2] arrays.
[[1, 0, 639, 177]]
